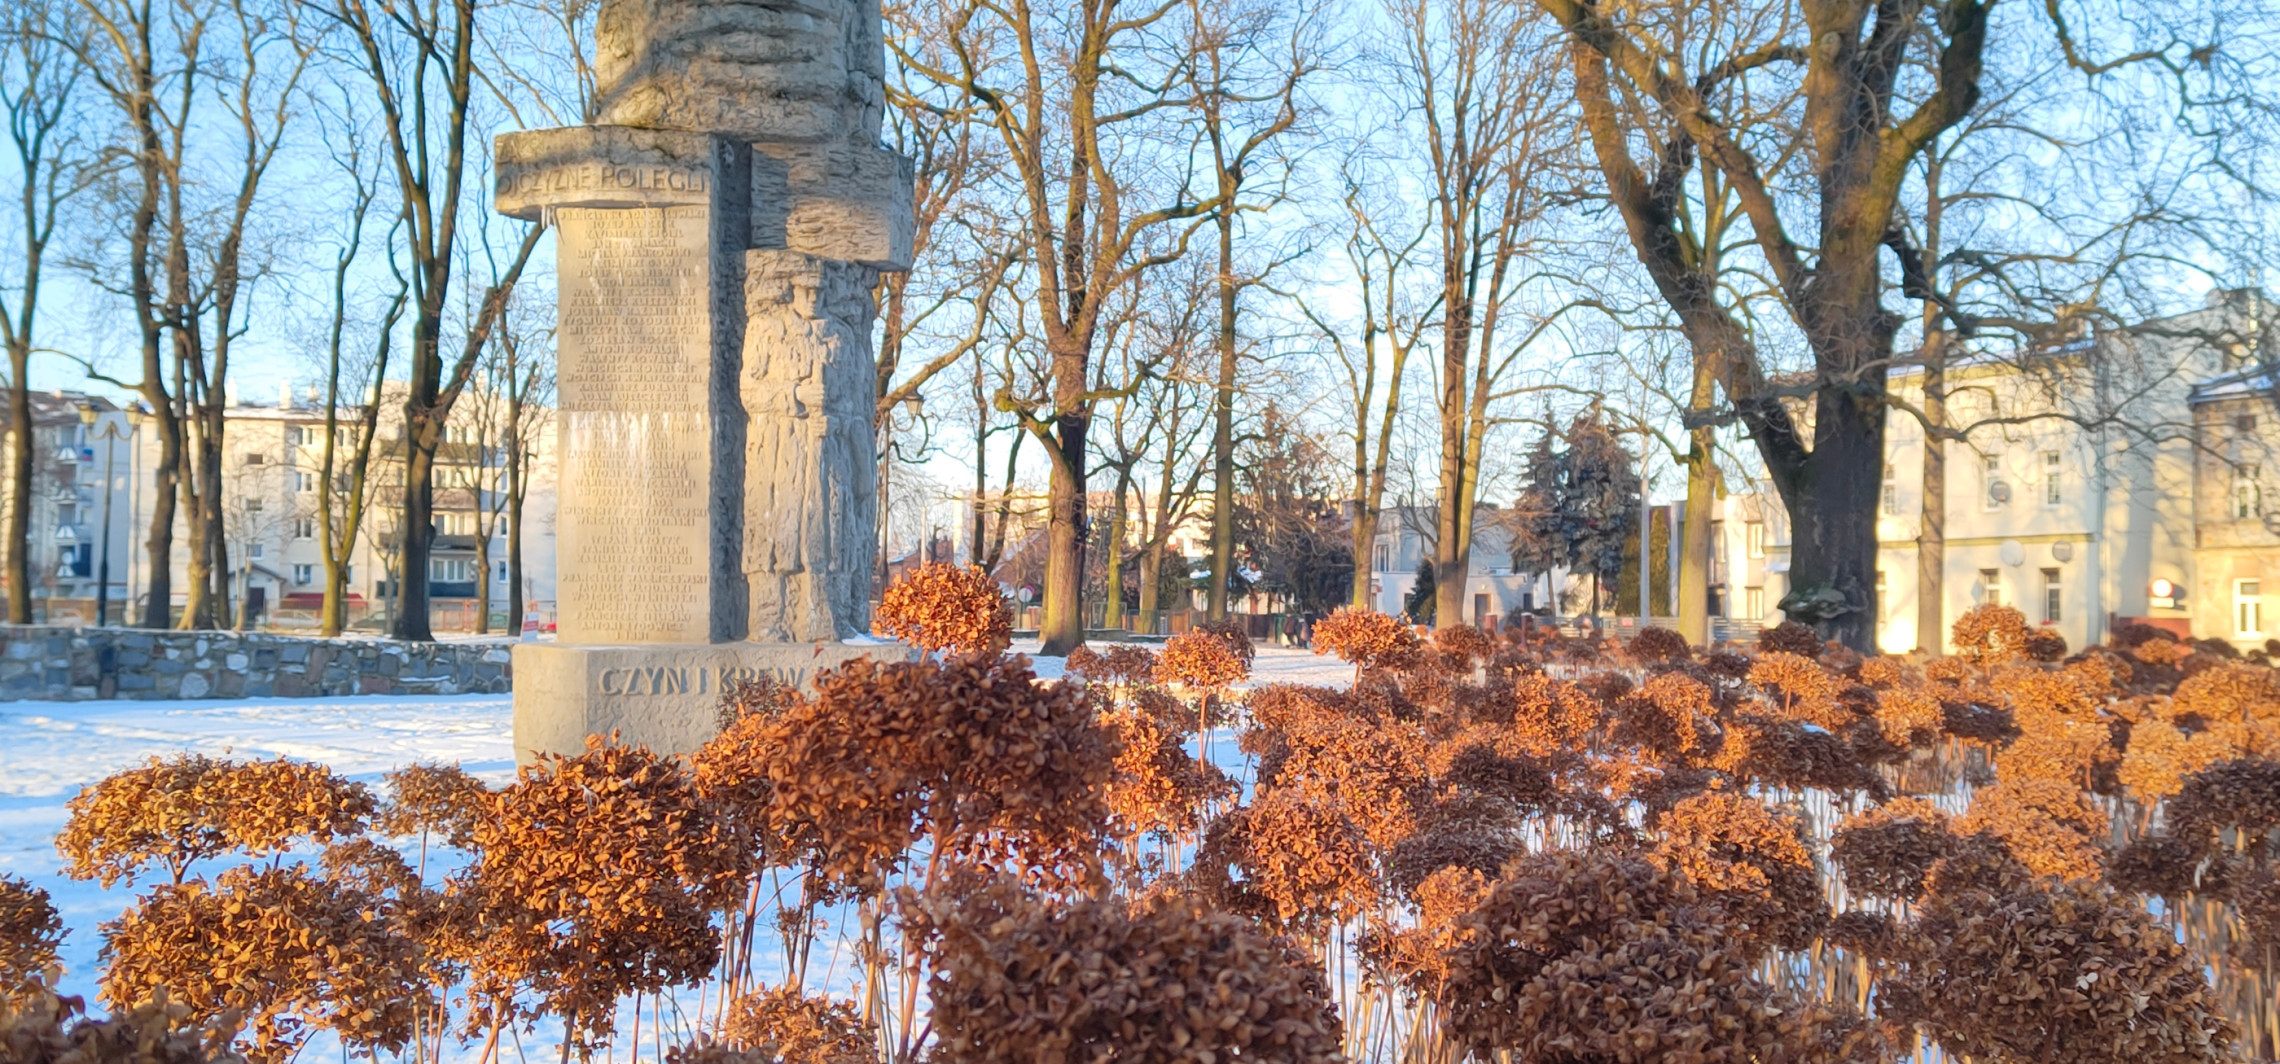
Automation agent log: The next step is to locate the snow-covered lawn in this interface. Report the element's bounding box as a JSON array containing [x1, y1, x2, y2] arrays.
[[0, 642, 1346, 1014]]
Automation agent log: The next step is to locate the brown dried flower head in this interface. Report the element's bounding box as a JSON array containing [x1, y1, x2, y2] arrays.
[[1311, 607, 1423, 673], [1155, 628, 1250, 690], [913, 878, 1344, 1064], [717, 985, 873, 1064], [875, 562, 1012, 658], [58, 756, 374, 888], [0, 876, 63, 992]]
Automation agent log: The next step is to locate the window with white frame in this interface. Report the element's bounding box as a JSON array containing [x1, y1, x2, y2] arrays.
[[294, 517, 314, 539], [1745, 586, 1765, 618], [1876, 570, 1888, 622], [2042, 451, 2062, 507], [1882, 463, 1898, 515], [296, 471, 315, 493], [1980, 568, 2003, 607], [1982, 454, 2007, 510], [2238, 579, 2263, 636], [248, 543, 263, 559], [245, 498, 263, 513], [2237, 464, 2263, 519], [2042, 568, 2062, 624], [293, 564, 313, 586], [496, 561, 509, 583], [1373, 543, 1390, 573], [288, 426, 305, 446], [430, 558, 472, 583], [1745, 521, 1765, 558]]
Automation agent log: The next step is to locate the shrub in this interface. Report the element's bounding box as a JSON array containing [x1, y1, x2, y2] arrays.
[[464, 737, 733, 1051], [716, 985, 873, 1064], [1154, 628, 1249, 690], [1653, 792, 1825, 951], [2, 979, 244, 1064], [1758, 620, 1825, 657], [1884, 877, 2237, 1064], [875, 562, 1012, 658], [913, 879, 1343, 1064], [1310, 607, 1422, 673], [1436, 849, 1881, 1063], [1831, 798, 1955, 901], [1953, 604, 2034, 666], [0, 876, 63, 990], [1626, 625, 1691, 663], [58, 756, 373, 887], [763, 656, 1116, 893], [99, 862, 424, 1063]]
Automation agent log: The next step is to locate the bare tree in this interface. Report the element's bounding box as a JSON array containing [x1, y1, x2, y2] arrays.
[[1, 0, 100, 622], [1296, 159, 1436, 611], [1387, 0, 1576, 630], [905, 0, 1220, 654], [1190, 0, 1315, 622], [324, 0, 543, 641], [308, 92, 403, 636]]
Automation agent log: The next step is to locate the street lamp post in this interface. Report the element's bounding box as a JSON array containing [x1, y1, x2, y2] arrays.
[[78, 404, 134, 628]]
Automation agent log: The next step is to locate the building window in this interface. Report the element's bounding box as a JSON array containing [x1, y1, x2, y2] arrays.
[[495, 561, 509, 583], [294, 517, 314, 539], [1980, 568, 2003, 608], [2238, 579, 2263, 636], [248, 543, 263, 559], [2239, 414, 2258, 435], [2042, 568, 2062, 624], [1876, 570, 1888, 623], [1882, 462, 1898, 515], [245, 498, 264, 514], [1982, 454, 2007, 510], [1373, 543, 1390, 573], [430, 558, 472, 583], [1745, 521, 1765, 558], [288, 426, 304, 446], [1745, 586, 1764, 618], [2237, 464, 2262, 519], [296, 471, 315, 493], [243, 452, 265, 466], [2042, 451, 2061, 507], [293, 564, 314, 586]]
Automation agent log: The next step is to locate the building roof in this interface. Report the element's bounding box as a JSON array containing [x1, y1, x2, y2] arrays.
[[2188, 365, 2280, 405]]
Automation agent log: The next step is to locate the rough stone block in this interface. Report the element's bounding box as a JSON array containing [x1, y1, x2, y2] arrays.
[[510, 641, 911, 762], [179, 673, 211, 698]]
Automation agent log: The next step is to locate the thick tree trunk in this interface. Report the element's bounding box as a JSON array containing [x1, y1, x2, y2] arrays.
[[1349, 500, 1375, 611], [1678, 428, 1716, 646], [1039, 417, 1088, 655], [1776, 313, 1892, 652], [6, 366, 30, 623], [1137, 540, 1161, 635], [393, 425, 439, 641]]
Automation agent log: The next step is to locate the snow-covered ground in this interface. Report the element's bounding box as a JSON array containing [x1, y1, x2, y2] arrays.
[[0, 642, 1345, 1023]]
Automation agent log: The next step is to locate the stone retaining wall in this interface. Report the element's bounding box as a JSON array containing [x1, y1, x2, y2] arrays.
[[0, 625, 512, 700]]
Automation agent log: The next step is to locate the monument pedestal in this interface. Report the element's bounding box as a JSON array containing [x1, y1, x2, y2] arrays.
[[512, 641, 909, 761], [494, 0, 915, 763]]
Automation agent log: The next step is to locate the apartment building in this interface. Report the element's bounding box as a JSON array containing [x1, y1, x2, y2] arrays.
[[126, 385, 558, 631], [0, 391, 137, 622], [1702, 288, 2273, 653]]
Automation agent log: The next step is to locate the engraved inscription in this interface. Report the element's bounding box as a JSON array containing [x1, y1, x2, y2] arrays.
[[557, 206, 711, 412], [593, 664, 812, 696], [553, 204, 715, 645], [503, 162, 710, 199]]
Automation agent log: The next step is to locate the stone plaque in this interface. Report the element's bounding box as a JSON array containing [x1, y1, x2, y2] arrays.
[[554, 205, 740, 644]]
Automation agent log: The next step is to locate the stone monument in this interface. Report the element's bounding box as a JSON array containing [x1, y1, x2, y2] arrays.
[[497, 0, 914, 760]]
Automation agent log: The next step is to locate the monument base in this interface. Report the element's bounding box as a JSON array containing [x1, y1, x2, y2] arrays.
[[510, 641, 913, 762]]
